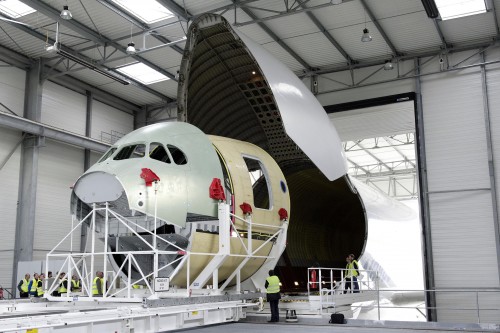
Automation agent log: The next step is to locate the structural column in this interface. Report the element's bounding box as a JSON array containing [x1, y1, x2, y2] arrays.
[[81, 90, 93, 253], [414, 57, 436, 321], [12, 59, 44, 291]]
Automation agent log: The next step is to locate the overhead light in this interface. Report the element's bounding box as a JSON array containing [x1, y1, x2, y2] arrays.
[[56, 48, 130, 85], [384, 60, 394, 70], [126, 42, 137, 55], [361, 28, 372, 42], [60, 5, 72, 20]]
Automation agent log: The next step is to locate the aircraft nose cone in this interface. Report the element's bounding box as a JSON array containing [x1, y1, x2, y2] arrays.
[[73, 171, 124, 204]]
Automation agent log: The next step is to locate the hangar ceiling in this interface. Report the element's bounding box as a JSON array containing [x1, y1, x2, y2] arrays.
[[0, 0, 497, 200], [0, 0, 498, 108]]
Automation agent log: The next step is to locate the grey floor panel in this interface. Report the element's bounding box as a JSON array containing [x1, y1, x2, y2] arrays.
[[171, 322, 500, 333]]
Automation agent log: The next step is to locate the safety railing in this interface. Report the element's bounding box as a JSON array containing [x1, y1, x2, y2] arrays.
[[305, 268, 500, 324], [307, 267, 379, 314]]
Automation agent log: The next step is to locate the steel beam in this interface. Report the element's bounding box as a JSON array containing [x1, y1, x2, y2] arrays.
[[432, 19, 450, 49], [0, 112, 110, 153], [359, 0, 401, 56], [297, 0, 354, 65], [12, 60, 43, 294], [96, 0, 184, 54], [238, 5, 312, 70], [19, 0, 177, 81], [414, 57, 436, 321], [480, 52, 500, 285], [0, 14, 171, 101], [157, 0, 190, 21], [0, 43, 143, 113]]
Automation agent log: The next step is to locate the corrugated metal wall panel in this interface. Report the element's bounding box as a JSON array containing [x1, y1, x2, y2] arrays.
[[421, 51, 500, 322], [329, 101, 415, 141], [422, 68, 490, 192], [429, 192, 497, 287], [33, 140, 84, 260], [91, 100, 134, 142], [485, 47, 500, 227], [0, 64, 25, 289], [0, 129, 22, 289], [41, 81, 87, 136]]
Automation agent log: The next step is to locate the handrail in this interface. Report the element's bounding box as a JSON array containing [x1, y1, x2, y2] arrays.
[[306, 267, 500, 324]]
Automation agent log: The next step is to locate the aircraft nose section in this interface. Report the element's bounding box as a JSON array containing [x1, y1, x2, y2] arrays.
[[73, 171, 124, 204]]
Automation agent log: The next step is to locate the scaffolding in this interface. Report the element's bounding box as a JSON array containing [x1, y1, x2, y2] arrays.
[[45, 199, 288, 302]]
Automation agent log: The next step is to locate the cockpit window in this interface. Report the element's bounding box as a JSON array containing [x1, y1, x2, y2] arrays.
[[167, 144, 187, 165], [98, 147, 117, 163], [149, 142, 171, 163], [113, 144, 146, 160]]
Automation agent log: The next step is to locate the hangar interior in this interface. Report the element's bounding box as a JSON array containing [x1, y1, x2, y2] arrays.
[[0, 0, 499, 329]]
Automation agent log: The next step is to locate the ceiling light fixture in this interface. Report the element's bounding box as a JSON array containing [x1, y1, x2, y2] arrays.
[[126, 42, 137, 55], [384, 59, 394, 70], [361, 8, 372, 42], [126, 23, 137, 55], [60, 5, 72, 20], [361, 28, 372, 42]]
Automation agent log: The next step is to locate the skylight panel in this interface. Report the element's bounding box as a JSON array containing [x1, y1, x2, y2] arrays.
[[111, 0, 173, 24], [116, 63, 169, 85], [0, 0, 36, 18], [434, 0, 487, 20]]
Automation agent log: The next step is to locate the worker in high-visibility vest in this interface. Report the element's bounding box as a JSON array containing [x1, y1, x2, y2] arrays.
[[28, 273, 39, 297], [37, 273, 45, 297], [57, 272, 68, 296], [265, 269, 281, 322], [344, 253, 360, 294], [71, 274, 81, 292], [17, 273, 30, 298], [92, 271, 104, 296]]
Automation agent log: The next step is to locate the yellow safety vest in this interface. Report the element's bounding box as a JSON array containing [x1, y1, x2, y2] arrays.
[[20, 278, 29, 292], [92, 277, 103, 295], [30, 279, 38, 293], [132, 284, 141, 289], [37, 279, 44, 297], [58, 279, 67, 293], [346, 260, 359, 278], [266, 275, 280, 294], [72, 280, 80, 289]]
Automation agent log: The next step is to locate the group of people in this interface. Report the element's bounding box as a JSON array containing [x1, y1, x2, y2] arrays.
[[265, 253, 361, 323], [17, 271, 102, 298], [17, 272, 46, 298]]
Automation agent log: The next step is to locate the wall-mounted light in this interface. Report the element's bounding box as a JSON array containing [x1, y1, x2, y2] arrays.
[[60, 5, 72, 20]]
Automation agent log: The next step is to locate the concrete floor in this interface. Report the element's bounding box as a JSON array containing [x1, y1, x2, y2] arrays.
[[171, 321, 500, 333]]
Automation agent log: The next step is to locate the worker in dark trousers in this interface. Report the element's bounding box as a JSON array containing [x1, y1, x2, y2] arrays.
[[37, 273, 45, 297], [28, 273, 39, 297], [92, 271, 104, 297], [265, 270, 281, 322], [344, 253, 360, 293], [17, 273, 30, 298]]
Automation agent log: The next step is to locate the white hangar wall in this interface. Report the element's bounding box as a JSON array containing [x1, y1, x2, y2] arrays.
[[318, 48, 500, 323], [0, 61, 25, 291], [0, 62, 134, 291]]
